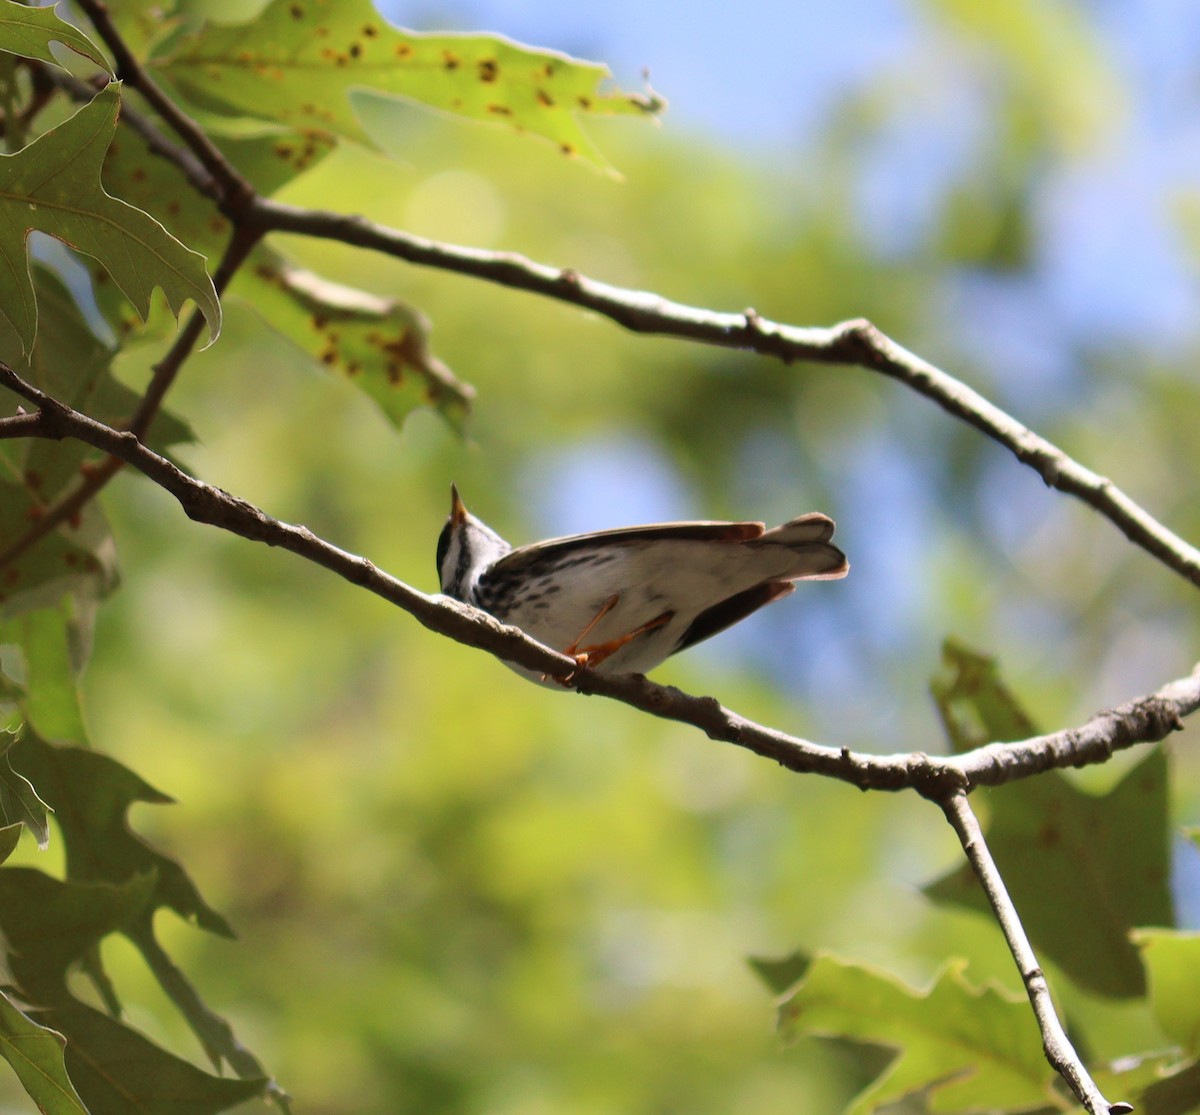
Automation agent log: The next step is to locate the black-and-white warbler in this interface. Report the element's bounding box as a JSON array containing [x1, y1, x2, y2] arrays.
[[437, 485, 849, 683]]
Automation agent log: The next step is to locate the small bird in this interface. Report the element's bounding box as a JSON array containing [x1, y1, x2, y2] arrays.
[[437, 485, 848, 684]]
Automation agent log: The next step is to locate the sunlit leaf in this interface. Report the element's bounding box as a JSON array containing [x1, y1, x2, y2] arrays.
[[0, 989, 89, 1115], [239, 255, 473, 429], [0, 84, 220, 354], [1132, 930, 1200, 1057], [776, 954, 1054, 1114], [926, 640, 1174, 999], [0, 727, 50, 849], [156, 0, 663, 171], [0, 0, 109, 73]]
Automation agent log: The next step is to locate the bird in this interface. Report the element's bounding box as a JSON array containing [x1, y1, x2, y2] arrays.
[[436, 485, 848, 684]]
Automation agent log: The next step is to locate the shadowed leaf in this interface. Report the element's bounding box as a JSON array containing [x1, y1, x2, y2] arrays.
[[10, 726, 234, 937], [926, 640, 1174, 999]]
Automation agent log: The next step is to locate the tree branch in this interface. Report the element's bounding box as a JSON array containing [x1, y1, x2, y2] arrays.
[[249, 198, 1200, 592], [2, 362, 1195, 798], [940, 792, 1133, 1115]]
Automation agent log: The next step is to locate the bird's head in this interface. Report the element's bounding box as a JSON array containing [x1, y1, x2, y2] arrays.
[[437, 484, 512, 599]]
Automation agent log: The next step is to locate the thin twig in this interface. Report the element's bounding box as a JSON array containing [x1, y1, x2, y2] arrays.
[[2, 362, 1195, 796], [940, 792, 1133, 1115]]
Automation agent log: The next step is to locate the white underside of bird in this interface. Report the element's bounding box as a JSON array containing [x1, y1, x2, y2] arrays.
[[438, 488, 848, 685]]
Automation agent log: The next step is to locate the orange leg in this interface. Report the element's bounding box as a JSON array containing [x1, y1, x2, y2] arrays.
[[563, 594, 621, 658], [574, 610, 673, 670], [546, 595, 674, 684]]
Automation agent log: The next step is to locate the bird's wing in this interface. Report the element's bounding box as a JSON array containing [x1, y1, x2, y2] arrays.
[[489, 520, 766, 576]]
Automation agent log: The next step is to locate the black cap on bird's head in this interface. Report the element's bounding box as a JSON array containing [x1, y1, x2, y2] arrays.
[[436, 485, 512, 599]]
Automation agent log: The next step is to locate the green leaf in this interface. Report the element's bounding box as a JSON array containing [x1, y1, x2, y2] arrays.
[[748, 950, 812, 995], [0, 869, 264, 1115], [156, 0, 663, 171], [236, 255, 473, 429], [926, 640, 1174, 999], [0, 83, 220, 354], [97, 116, 473, 428], [5, 265, 194, 496], [0, 867, 155, 1000], [0, 819, 20, 862], [0, 989, 90, 1115], [0, 729, 50, 849], [1132, 930, 1200, 1057], [0, 479, 103, 611], [930, 638, 1036, 752], [31, 1000, 266, 1115], [4, 603, 89, 743], [777, 954, 1054, 1114], [10, 726, 235, 937], [0, 0, 110, 73]]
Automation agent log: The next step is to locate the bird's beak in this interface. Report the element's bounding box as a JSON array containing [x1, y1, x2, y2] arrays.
[[449, 483, 468, 526]]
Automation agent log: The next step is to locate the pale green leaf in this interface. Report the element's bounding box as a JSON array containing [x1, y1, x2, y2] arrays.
[[156, 0, 663, 171], [0, 83, 220, 354], [0, 736, 50, 850], [1132, 930, 1200, 1058], [234, 255, 473, 430], [0, 0, 110, 73], [777, 954, 1054, 1114], [0, 989, 89, 1115]]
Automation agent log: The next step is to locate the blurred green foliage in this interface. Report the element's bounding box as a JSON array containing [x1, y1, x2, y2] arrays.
[[2, 0, 1200, 1112]]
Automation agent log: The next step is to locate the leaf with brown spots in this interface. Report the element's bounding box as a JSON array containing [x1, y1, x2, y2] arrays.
[[230, 252, 473, 430], [924, 639, 1174, 999], [153, 0, 664, 172]]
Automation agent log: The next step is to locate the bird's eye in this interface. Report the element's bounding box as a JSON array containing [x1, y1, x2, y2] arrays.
[[436, 520, 452, 582]]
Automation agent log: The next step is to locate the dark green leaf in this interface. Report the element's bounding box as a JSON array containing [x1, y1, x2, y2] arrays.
[[32, 1000, 266, 1115], [0, 819, 20, 862], [926, 641, 1173, 998], [747, 950, 811, 995], [0, 84, 220, 354], [0, 867, 155, 999], [10, 726, 235, 937]]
